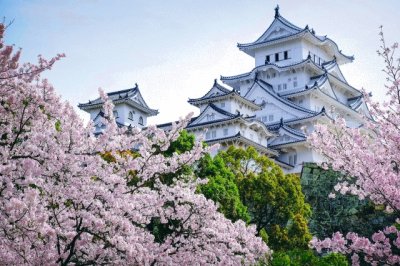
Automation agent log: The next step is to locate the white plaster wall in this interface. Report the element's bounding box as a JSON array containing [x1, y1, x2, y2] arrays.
[[225, 99, 254, 117], [256, 102, 298, 124], [115, 103, 148, 128], [301, 40, 332, 63], [89, 108, 101, 120], [254, 39, 303, 67]]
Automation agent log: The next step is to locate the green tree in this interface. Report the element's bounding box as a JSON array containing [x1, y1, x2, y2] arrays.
[[197, 146, 312, 251], [197, 154, 251, 223], [301, 163, 396, 239], [271, 249, 348, 266]]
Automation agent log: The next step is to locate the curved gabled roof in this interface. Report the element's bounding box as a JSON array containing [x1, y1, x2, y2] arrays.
[[221, 57, 316, 83], [267, 119, 307, 149], [236, 6, 353, 64], [190, 79, 232, 101], [245, 78, 318, 116], [78, 84, 158, 116], [188, 80, 261, 110], [187, 103, 241, 129], [268, 120, 306, 139], [221, 58, 361, 97], [266, 107, 331, 127], [205, 132, 278, 156]]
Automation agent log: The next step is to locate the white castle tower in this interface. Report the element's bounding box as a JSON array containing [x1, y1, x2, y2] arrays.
[[188, 6, 371, 173], [79, 84, 158, 133], [186, 79, 278, 157]]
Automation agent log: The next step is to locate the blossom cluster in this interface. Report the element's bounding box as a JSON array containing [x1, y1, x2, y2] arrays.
[[0, 23, 269, 265], [308, 28, 400, 265]]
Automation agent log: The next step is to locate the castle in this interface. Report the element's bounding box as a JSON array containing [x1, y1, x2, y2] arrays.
[[79, 6, 371, 173]]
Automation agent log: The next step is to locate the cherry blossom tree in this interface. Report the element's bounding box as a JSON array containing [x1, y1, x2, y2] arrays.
[[0, 23, 270, 265], [308, 27, 400, 265]]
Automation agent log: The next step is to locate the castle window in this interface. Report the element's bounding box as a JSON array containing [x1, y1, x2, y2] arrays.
[[211, 130, 217, 138], [128, 111, 134, 120], [113, 110, 119, 118], [139, 116, 144, 125], [278, 84, 282, 91], [265, 55, 270, 63], [206, 132, 211, 139], [223, 128, 228, 136], [275, 53, 279, 62], [268, 114, 274, 121], [262, 116, 268, 122], [293, 81, 298, 88], [221, 102, 225, 108], [207, 113, 215, 121], [283, 83, 287, 90], [284, 51, 288, 60]]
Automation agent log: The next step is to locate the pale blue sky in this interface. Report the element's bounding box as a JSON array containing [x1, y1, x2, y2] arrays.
[[2, 0, 400, 124]]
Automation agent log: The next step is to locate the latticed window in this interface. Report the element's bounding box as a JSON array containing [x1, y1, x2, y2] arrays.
[[139, 116, 144, 125]]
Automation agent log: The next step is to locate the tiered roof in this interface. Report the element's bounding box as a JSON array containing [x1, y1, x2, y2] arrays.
[[268, 119, 307, 149], [188, 80, 261, 111], [206, 132, 278, 156], [245, 78, 318, 116], [237, 5, 354, 64], [78, 84, 158, 116]]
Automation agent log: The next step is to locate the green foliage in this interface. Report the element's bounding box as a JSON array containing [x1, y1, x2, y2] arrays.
[[55, 120, 62, 132], [163, 130, 195, 156], [159, 130, 195, 185], [301, 163, 396, 239], [197, 154, 251, 223], [271, 249, 349, 266], [197, 146, 312, 251]]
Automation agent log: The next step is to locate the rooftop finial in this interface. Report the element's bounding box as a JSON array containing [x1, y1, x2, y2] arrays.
[[321, 106, 326, 113], [254, 71, 259, 80], [274, 5, 280, 18], [280, 117, 284, 126], [214, 78, 217, 85], [135, 83, 138, 88]]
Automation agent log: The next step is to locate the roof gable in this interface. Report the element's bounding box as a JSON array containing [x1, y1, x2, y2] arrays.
[[78, 84, 158, 116], [268, 124, 306, 147], [323, 60, 347, 83], [193, 80, 232, 101], [188, 104, 238, 127], [244, 79, 317, 117], [255, 18, 301, 44]]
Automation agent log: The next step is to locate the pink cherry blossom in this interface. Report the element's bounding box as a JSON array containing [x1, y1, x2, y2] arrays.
[[0, 23, 270, 265], [308, 28, 400, 265]]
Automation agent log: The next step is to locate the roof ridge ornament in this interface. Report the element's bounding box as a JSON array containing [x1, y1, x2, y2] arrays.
[[321, 106, 326, 113], [274, 5, 280, 18], [305, 24, 309, 30], [135, 83, 138, 88], [280, 117, 284, 127], [214, 78, 218, 85]]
